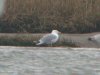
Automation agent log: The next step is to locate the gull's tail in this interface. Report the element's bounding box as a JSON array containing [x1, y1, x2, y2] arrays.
[[33, 40, 43, 45], [36, 42, 43, 45]]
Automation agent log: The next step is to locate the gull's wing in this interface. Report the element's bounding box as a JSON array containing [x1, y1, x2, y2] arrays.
[[40, 34, 57, 44]]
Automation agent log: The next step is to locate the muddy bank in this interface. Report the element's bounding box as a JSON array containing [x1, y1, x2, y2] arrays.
[[0, 32, 99, 47]]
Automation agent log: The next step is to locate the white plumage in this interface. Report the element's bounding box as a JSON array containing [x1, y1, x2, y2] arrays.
[[35, 30, 60, 45]]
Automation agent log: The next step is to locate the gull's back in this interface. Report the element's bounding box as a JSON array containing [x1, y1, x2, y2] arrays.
[[40, 34, 58, 44]]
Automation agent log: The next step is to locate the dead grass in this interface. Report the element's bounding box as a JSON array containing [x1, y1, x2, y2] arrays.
[[0, 0, 100, 33], [0, 33, 78, 47]]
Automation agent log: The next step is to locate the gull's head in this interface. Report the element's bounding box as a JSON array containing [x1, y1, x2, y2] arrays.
[[88, 34, 100, 42], [51, 30, 61, 34], [88, 37, 94, 41], [88, 35, 97, 43]]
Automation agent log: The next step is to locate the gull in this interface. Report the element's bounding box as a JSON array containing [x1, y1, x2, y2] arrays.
[[34, 30, 61, 46], [88, 34, 100, 44]]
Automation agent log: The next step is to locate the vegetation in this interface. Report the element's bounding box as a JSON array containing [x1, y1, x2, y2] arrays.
[[0, 0, 100, 33], [0, 34, 78, 47]]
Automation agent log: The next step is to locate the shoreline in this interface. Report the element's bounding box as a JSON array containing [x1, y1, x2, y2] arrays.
[[0, 32, 99, 48]]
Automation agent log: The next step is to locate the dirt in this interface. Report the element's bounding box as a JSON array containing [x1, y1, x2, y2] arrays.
[[0, 32, 100, 48], [60, 32, 100, 48]]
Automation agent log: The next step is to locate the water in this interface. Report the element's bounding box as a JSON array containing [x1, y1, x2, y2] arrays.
[[0, 46, 100, 75]]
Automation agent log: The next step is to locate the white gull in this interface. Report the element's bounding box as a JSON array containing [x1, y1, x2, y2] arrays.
[[88, 34, 100, 44], [35, 30, 61, 46]]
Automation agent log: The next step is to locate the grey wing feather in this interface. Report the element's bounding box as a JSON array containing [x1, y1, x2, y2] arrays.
[[40, 34, 57, 43]]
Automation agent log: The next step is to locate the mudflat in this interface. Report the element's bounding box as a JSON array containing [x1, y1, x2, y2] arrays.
[[0, 32, 100, 48]]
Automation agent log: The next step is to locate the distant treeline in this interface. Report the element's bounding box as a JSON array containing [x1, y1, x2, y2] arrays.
[[0, 0, 100, 33]]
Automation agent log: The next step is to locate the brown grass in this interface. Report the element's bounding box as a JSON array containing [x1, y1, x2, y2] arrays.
[[0, 0, 100, 33], [0, 33, 78, 47]]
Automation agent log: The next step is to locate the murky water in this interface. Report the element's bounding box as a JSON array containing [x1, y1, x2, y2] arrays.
[[0, 46, 100, 75]]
